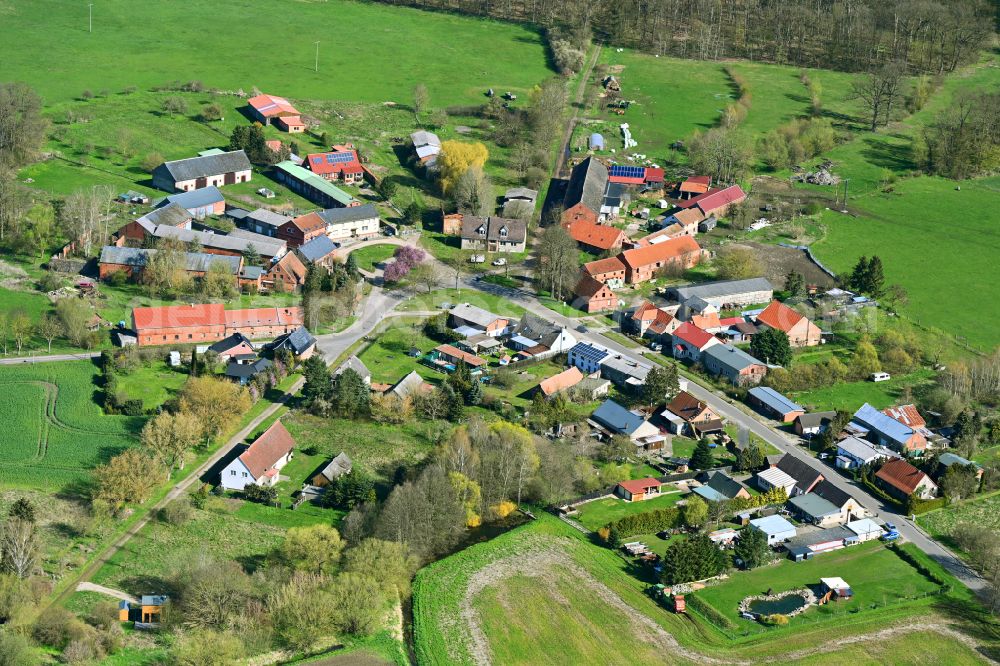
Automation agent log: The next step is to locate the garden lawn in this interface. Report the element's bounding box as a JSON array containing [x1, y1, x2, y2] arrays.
[[574, 491, 688, 531], [788, 368, 935, 412], [282, 412, 441, 489], [355, 322, 444, 384], [115, 360, 188, 410], [0, 361, 142, 489], [351, 244, 400, 273], [695, 541, 941, 626]]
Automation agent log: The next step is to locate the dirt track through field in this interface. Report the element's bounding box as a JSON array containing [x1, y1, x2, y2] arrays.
[[457, 537, 998, 666]]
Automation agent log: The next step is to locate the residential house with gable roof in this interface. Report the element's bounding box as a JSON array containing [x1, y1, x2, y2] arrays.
[[304, 147, 365, 184], [448, 303, 511, 337], [694, 471, 751, 502], [573, 274, 618, 313], [590, 399, 663, 448], [318, 204, 380, 242], [159, 186, 226, 219], [220, 420, 296, 490], [278, 212, 328, 248], [297, 235, 340, 268], [564, 219, 628, 254], [582, 256, 627, 288], [835, 435, 899, 470], [568, 341, 611, 374], [772, 453, 825, 496], [264, 251, 308, 293], [876, 458, 937, 500], [662, 391, 723, 436], [671, 322, 721, 361], [702, 344, 767, 386], [755, 300, 822, 347], [269, 326, 316, 359], [460, 216, 527, 253]]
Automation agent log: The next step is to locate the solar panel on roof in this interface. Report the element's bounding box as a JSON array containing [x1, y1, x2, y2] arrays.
[[331, 152, 354, 163], [610, 165, 645, 179]]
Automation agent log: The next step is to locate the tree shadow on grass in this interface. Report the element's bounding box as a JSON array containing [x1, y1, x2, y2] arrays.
[[931, 597, 1000, 658], [119, 574, 177, 598], [858, 135, 915, 173]]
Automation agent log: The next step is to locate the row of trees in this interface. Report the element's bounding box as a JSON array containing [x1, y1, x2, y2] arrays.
[[371, 0, 991, 74]]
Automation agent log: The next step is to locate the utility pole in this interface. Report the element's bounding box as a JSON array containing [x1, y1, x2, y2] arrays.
[[314, 41, 320, 72], [88, 3, 93, 33]]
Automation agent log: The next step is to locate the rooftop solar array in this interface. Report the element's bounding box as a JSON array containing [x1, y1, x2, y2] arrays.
[[609, 165, 646, 179], [326, 152, 355, 163]]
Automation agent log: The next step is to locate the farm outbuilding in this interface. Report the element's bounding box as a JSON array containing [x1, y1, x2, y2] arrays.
[[589, 133, 605, 150]]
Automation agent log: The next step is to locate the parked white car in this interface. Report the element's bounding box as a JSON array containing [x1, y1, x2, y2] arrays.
[[469, 255, 485, 263], [492, 258, 507, 266], [869, 372, 891, 382]]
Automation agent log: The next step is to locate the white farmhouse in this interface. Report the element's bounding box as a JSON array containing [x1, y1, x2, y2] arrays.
[[220, 420, 296, 491]]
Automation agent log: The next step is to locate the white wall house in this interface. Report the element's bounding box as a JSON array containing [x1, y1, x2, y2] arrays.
[[220, 421, 296, 491]]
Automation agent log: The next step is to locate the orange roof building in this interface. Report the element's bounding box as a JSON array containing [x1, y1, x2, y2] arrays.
[[538, 366, 584, 397], [221, 420, 296, 490], [248, 94, 300, 123], [565, 219, 628, 253], [679, 175, 712, 198], [583, 255, 627, 286], [620, 236, 702, 284], [755, 300, 821, 347], [131, 303, 305, 347], [615, 477, 663, 502]]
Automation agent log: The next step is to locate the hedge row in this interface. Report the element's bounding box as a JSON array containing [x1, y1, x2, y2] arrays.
[[887, 543, 947, 587], [908, 496, 947, 515], [686, 593, 737, 630], [601, 507, 681, 541]]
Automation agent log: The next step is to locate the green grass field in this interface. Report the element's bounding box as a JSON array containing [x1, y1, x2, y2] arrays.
[[812, 176, 1000, 351], [90, 497, 288, 592], [395, 289, 527, 317], [413, 513, 989, 665], [574, 491, 688, 531], [351, 244, 400, 273], [917, 493, 1000, 552], [114, 360, 189, 410], [696, 541, 941, 627], [282, 412, 439, 488], [0, 361, 141, 488], [0, 0, 551, 106], [788, 368, 935, 412]]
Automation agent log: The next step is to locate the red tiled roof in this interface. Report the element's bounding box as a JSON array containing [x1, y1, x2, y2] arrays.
[[620, 236, 701, 270], [133, 303, 225, 331], [674, 187, 723, 209], [672, 322, 716, 349], [719, 316, 746, 327], [679, 175, 712, 194], [608, 173, 646, 185], [696, 185, 746, 214], [278, 115, 305, 128], [240, 420, 296, 479], [618, 477, 662, 494], [583, 255, 626, 277], [644, 167, 664, 183], [876, 458, 931, 496], [290, 212, 328, 234], [631, 300, 660, 322], [647, 311, 678, 335], [435, 344, 487, 367], [248, 94, 299, 118], [225, 307, 304, 329], [539, 367, 584, 396], [306, 150, 363, 176], [269, 252, 308, 282], [756, 300, 805, 334], [883, 404, 927, 429], [566, 220, 627, 250]]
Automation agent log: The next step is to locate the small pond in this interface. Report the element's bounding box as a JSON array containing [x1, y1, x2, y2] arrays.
[[748, 593, 808, 616]]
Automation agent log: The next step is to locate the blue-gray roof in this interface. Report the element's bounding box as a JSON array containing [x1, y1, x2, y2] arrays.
[[748, 386, 803, 415], [272, 326, 316, 355], [99, 246, 242, 275], [240, 266, 264, 279], [693, 485, 728, 502], [570, 341, 610, 365], [298, 235, 339, 262], [162, 186, 225, 210], [225, 357, 272, 379], [749, 514, 796, 536], [208, 333, 254, 355], [591, 399, 645, 435], [141, 595, 169, 606], [157, 150, 250, 183], [317, 203, 378, 225], [939, 452, 981, 469], [788, 492, 840, 518], [853, 403, 915, 447], [703, 343, 764, 372]]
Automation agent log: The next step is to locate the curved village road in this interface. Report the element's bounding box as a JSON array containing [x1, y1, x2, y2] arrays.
[[455, 277, 990, 598]]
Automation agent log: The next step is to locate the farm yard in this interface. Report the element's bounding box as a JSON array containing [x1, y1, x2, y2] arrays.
[[0, 361, 141, 489]]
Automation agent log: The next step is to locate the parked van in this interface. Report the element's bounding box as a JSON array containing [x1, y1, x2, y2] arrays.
[[869, 372, 891, 382]]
